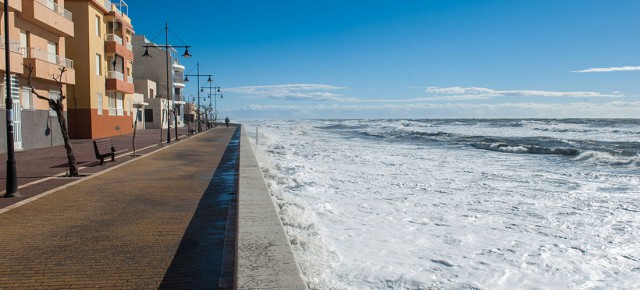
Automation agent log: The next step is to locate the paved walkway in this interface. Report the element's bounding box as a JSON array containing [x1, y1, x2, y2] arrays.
[[0, 126, 194, 208], [0, 126, 239, 288]]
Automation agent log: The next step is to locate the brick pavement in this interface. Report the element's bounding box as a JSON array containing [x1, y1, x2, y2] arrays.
[[0, 126, 239, 289], [0, 126, 194, 209]]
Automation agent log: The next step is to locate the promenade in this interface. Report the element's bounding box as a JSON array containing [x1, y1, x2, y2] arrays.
[[0, 126, 239, 288]]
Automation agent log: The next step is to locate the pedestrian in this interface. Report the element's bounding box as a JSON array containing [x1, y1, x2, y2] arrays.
[[225, 117, 230, 128]]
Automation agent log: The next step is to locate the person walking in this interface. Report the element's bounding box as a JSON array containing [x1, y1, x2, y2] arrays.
[[225, 117, 230, 128]]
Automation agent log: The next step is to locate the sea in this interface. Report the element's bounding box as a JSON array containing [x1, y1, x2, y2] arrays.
[[243, 119, 640, 290]]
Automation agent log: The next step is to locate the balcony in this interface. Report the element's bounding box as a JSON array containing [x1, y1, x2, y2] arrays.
[[106, 71, 134, 94], [0, 0, 22, 11], [174, 76, 185, 88], [22, 0, 74, 37], [173, 61, 185, 71], [22, 47, 75, 84], [103, 0, 132, 26], [0, 37, 25, 74], [105, 33, 133, 60]]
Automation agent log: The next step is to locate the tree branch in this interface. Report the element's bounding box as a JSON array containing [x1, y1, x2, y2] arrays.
[[24, 64, 50, 102]]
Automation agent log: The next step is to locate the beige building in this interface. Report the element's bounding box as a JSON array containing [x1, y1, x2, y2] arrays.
[[0, 0, 76, 152], [65, 0, 134, 139]]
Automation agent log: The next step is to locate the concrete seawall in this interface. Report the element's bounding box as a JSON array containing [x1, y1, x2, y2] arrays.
[[236, 126, 308, 289]]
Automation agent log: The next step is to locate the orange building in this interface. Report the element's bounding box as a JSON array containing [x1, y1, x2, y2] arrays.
[[65, 0, 134, 139], [1, 0, 76, 152]]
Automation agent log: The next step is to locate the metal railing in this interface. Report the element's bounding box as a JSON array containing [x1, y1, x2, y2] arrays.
[[0, 37, 23, 54], [174, 76, 184, 84], [106, 34, 123, 45], [22, 47, 74, 68], [36, 0, 73, 21], [107, 71, 124, 81]]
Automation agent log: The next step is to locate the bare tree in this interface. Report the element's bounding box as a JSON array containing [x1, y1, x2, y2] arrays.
[[25, 64, 79, 177]]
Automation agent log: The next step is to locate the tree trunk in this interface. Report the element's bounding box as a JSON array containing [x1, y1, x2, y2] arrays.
[[55, 102, 79, 177]]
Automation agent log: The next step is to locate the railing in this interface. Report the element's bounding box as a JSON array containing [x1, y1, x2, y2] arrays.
[[125, 42, 132, 51], [107, 71, 124, 81], [36, 0, 73, 21], [103, 0, 128, 17], [174, 76, 184, 83], [0, 37, 23, 54], [23, 47, 74, 68], [106, 34, 123, 45], [127, 75, 133, 83]]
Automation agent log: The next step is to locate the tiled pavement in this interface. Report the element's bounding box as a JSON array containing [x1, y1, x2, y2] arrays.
[[0, 125, 239, 289]]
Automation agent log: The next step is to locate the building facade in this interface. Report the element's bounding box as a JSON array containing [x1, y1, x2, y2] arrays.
[[132, 34, 186, 130], [65, 0, 134, 139], [0, 0, 76, 152]]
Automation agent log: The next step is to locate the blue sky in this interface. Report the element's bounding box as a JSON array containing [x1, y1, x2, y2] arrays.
[[125, 0, 640, 119]]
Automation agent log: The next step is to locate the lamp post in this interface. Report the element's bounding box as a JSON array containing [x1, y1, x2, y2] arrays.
[[141, 22, 191, 144], [184, 62, 212, 132], [3, 0, 18, 197], [201, 85, 221, 127]]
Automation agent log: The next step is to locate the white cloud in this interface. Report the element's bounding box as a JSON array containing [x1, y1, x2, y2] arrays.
[[423, 86, 623, 99], [572, 66, 640, 73], [225, 84, 346, 101]]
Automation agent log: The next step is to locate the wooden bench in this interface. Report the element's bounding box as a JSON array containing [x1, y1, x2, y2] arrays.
[[93, 138, 117, 165]]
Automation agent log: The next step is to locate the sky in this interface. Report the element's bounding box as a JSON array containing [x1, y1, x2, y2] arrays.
[[124, 0, 640, 119]]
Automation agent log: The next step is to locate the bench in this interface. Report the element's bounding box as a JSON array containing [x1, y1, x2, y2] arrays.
[[93, 138, 116, 165]]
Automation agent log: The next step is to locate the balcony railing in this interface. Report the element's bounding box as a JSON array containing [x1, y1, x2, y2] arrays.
[[174, 76, 184, 83], [103, 0, 129, 18], [23, 47, 74, 68], [125, 42, 132, 51], [107, 71, 124, 81], [36, 0, 73, 21], [106, 34, 123, 45], [0, 37, 22, 54], [127, 75, 133, 83]]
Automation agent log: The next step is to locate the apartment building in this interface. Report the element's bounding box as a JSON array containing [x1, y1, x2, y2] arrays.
[[132, 34, 186, 130], [65, 0, 134, 139], [0, 0, 76, 152]]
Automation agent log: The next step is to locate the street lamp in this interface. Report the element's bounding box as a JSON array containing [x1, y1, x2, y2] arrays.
[[141, 22, 191, 144], [3, 0, 18, 197], [201, 84, 222, 127], [184, 62, 212, 132]]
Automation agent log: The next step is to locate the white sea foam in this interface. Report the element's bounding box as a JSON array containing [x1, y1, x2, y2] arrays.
[[246, 119, 640, 289]]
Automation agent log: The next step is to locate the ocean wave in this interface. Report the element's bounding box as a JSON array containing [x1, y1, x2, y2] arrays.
[[471, 142, 580, 156], [574, 151, 640, 167]]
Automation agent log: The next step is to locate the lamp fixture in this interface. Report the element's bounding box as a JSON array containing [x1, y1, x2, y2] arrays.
[[142, 47, 151, 57], [182, 47, 192, 58]]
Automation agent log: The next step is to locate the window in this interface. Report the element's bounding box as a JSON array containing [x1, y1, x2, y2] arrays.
[[96, 54, 102, 76], [21, 87, 33, 109], [97, 92, 103, 115], [108, 92, 116, 115], [149, 88, 154, 98], [126, 98, 130, 116], [95, 15, 101, 37], [49, 91, 61, 117]]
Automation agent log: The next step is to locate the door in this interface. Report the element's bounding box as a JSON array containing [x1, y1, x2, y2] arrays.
[[12, 97, 22, 150], [47, 41, 57, 64], [19, 30, 28, 57]]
